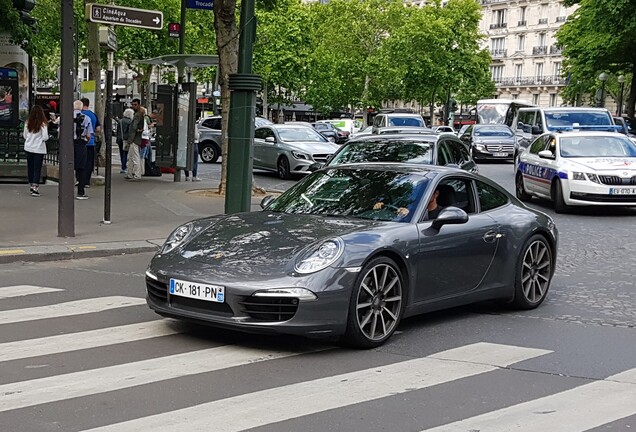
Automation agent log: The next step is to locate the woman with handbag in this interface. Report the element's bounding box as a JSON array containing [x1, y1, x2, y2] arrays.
[[23, 105, 49, 197]]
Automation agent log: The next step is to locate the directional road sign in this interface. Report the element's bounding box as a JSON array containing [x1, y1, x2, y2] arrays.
[[86, 4, 163, 30]]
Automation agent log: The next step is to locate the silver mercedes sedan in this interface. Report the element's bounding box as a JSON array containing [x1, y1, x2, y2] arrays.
[[254, 124, 340, 179]]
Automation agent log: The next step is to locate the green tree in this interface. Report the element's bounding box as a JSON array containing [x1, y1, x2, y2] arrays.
[[556, 0, 636, 118]]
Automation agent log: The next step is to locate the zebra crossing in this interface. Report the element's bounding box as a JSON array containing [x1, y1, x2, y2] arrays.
[[1, 284, 636, 432]]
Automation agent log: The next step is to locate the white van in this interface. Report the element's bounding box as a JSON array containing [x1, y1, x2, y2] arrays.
[[317, 118, 362, 135]]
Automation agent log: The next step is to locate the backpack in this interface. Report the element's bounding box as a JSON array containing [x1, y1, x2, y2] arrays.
[[74, 112, 87, 142]]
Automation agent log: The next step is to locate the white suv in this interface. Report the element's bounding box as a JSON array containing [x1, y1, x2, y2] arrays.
[[372, 112, 427, 133]]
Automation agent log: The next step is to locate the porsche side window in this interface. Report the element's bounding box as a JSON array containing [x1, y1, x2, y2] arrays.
[[476, 181, 508, 212], [439, 179, 474, 214]]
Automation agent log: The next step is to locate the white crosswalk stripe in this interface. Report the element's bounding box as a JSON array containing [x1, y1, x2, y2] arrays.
[[0, 320, 181, 362], [78, 343, 552, 432], [0, 285, 63, 299], [420, 368, 636, 432], [0, 296, 145, 325], [0, 345, 326, 412]]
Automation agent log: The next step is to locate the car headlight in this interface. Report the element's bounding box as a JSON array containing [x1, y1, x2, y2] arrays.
[[572, 172, 586, 181], [161, 223, 194, 254], [475, 144, 485, 151], [253, 288, 317, 301], [291, 151, 309, 160], [586, 173, 601, 184], [294, 238, 344, 274]]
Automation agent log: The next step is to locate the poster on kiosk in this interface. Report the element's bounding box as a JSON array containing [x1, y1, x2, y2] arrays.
[[0, 67, 19, 129]]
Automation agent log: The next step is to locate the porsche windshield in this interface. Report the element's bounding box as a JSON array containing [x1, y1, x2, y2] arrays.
[[560, 136, 636, 158], [268, 168, 430, 222], [329, 140, 434, 166]]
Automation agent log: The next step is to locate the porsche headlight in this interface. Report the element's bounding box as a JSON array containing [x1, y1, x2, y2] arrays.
[[161, 223, 194, 254], [294, 238, 344, 274]]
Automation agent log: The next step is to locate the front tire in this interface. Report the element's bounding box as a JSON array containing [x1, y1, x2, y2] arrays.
[[199, 142, 220, 163], [511, 234, 553, 310], [277, 156, 291, 180], [342, 256, 405, 349], [552, 179, 569, 214]]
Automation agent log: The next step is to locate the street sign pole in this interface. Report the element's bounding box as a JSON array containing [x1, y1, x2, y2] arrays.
[[59, 0, 75, 237], [103, 54, 114, 225]]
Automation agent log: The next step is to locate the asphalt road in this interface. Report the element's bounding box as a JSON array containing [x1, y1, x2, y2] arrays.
[[1, 161, 635, 431]]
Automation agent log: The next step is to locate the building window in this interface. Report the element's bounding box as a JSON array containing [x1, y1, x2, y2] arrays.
[[514, 64, 523, 81], [520, 6, 527, 22], [535, 63, 544, 80], [492, 9, 506, 27], [512, 94, 519, 100], [490, 65, 504, 82], [517, 35, 525, 51], [553, 62, 562, 78], [539, 33, 547, 47], [549, 94, 557, 106], [491, 37, 506, 51], [532, 94, 540, 105]]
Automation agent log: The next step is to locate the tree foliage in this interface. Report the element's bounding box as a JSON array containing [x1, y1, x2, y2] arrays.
[[556, 0, 636, 118]]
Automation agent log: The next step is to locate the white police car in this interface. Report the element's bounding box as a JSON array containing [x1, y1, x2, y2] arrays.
[[515, 131, 636, 213]]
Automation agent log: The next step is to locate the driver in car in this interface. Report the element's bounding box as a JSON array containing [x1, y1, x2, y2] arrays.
[[372, 198, 410, 217]]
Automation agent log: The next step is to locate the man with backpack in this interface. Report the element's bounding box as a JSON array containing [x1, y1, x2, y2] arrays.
[[81, 98, 101, 188], [73, 100, 94, 199]]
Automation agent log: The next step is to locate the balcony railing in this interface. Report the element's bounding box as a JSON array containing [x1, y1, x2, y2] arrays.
[[518, 20, 527, 26], [490, 49, 508, 58], [538, 18, 548, 24], [492, 75, 567, 86], [489, 22, 508, 29], [556, 16, 567, 22], [481, 0, 511, 4], [549, 45, 563, 55], [533, 45, 548, 55]]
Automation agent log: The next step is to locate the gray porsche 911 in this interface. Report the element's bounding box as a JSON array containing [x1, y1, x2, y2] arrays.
[[146, 163, 558, 348]]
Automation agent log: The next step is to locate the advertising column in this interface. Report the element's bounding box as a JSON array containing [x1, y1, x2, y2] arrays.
[[0, 33, 30, 123]]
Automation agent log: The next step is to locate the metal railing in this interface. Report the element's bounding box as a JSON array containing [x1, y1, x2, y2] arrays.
[[538, 18, 548, 24], [493, 75, 567, 86], [550, 45, 563, 55], [489, 22, 508, 29], [0, 128, 59, 166], [490, 49, 508, 58], [533, 45, 549, 55], [556, 16, 567, 22], [518, 20, 527, 26]]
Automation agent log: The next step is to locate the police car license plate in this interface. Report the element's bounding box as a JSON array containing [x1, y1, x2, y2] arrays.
[[493, 152, 508, 157], [609, 188, 636, 195], [169, 278, 225, 302]]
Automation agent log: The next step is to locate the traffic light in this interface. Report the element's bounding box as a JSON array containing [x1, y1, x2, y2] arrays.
[[12, 0, 37, 27]]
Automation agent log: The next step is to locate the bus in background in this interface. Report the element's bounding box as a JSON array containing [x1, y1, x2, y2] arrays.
[[476, 98, 535, 126]]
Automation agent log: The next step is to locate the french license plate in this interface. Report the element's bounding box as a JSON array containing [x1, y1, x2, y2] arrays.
[[169, 278, 225, 303], [609, 188, 636, 195], [493, 152, 509, 157]]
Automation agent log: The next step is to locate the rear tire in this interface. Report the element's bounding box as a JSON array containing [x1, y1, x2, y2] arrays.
[[510, 234, 553, 310], [341, 256, 405, 349], [277, 156, 291, 180], [515, 172, 531, 202], [552, 179, 569, 213]]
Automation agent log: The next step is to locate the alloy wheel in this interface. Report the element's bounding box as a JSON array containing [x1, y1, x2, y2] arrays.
[[278, 157, 290, 180], [520, 240, 552, 304], [201, 145, 218, 163], [355, 263, 402, 341]]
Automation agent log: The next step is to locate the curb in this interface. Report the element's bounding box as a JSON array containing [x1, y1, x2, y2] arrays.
[[0, 239, 163, 264]]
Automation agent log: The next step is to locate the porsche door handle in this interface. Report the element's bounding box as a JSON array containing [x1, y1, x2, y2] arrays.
[[483, 230, 501, 243]]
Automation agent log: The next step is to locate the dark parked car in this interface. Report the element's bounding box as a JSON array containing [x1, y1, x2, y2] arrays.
[[459, 124, 516, 161], [146, 163, 558, 348], [319, 133, 478, 173], [313, 122, 350, 144]]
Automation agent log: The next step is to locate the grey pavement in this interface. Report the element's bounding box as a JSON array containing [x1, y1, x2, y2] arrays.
[[0, 166, 268, 264]]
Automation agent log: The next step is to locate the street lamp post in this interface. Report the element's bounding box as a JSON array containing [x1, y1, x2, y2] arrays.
[[617, 75, 625, 116], [598, 72, 609, 108]]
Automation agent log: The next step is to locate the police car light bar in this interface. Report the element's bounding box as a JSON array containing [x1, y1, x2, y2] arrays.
[[551, 125, 622, 133]]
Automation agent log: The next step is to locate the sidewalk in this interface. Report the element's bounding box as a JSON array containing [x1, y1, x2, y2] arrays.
[[0, 167, 265, 263]]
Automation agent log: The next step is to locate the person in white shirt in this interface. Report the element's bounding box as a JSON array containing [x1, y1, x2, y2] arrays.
[[23, 105, 49, 197]]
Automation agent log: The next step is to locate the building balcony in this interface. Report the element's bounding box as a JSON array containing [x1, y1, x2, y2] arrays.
[[490, 49, 508, 58], [493, 75, 567, 86], [489, 22, 508, 29], [550, 45, 563, 55], [556, 16, 567, 22], [538, 18, 548, 24], [518, 20, 527, 26], [481, 0, 511, 4], [533, 45, 549, 55]]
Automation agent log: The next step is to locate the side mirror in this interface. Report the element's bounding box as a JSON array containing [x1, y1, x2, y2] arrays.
[[260, 195, 276, 209], [431, 206, 468, 230], [308, 162, 324, 172], [538, 150, 555, 159], [265, 137, 276, 143], [531, 125, 542, 135]]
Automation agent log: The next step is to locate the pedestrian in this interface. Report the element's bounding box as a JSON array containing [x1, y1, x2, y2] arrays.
[[125, 98, 144, 181], [23, 105, 49, 197], [139, 106, 152, 170], [73, 100, 94, 199], [81, 98, 101, 189], [116, 108, 133, 174], [184, 142, 201, 181]]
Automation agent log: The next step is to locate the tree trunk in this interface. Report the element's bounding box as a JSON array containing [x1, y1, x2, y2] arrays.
[[214, 0, 239, 196], [429, 87, 437, 127], [628, 62, 636, 120]]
